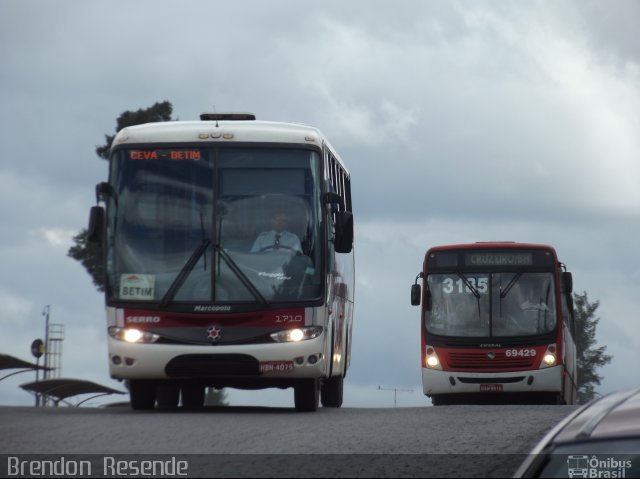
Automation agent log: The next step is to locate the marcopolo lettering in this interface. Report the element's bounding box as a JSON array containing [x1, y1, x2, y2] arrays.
[[193, 305, 232, 312]]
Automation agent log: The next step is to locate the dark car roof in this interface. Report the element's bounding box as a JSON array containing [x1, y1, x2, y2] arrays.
[[514, 388, 640, 477], [552, 388, 640, 442]]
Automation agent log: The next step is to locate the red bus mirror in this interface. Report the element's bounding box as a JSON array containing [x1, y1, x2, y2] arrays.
[[411, 284, 421, 306], [562, 272, 573, 294]]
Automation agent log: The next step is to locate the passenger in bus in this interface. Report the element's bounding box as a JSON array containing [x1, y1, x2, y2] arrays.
[[511, 277, 550, 312], [250, 211, 302, 253], [500, 281, 548, 333], [520, 296, 550, 312]]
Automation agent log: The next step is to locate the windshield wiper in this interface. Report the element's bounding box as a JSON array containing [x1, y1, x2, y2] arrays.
[[161, 213, 212, 307], [456, 270, 483, 321], [500, 271, 524, 299], [456, 271, 480, 299], [159, 242, 269, 307], [214, 245, 268, 305], [160, 238, 211, 307]]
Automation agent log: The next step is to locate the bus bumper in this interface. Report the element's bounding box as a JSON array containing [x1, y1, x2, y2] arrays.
[[422, 366, 562, 396], [107, 335, 328, 381]]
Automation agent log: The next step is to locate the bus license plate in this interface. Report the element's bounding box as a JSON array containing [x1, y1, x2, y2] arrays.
[[480, 384, 503, 393], [259, 361, 294, 373]]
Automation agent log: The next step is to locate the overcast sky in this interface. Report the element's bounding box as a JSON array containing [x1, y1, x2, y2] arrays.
[[1, 0, 638, 408]]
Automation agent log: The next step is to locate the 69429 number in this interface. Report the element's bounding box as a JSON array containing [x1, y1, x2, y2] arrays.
[[505, 349, 536, 357]]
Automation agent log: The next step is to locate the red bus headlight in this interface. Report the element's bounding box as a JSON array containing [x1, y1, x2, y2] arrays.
[[539, 344, 557, 368], [425, 345, 443, 370]]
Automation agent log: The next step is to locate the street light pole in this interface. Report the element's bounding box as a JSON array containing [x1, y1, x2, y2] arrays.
[[377, 386, 414, 408]]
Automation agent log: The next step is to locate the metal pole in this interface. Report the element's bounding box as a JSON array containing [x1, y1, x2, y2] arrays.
[[42, 305, 50, 406], [42, 305, 50, 380], [35, 356, 40, 407]]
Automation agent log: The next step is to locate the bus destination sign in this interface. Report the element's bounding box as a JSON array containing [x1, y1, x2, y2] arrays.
[[466, 252, 533, 267], [129, 149, 202, 161]]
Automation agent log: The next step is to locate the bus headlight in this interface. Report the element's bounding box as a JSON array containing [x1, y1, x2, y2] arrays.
[[539, 344, 557, 368], [270, 326, 323, 343], [425, 346, 443, 370], [426, 356, 440, 368], [109, 326, 160, 344]]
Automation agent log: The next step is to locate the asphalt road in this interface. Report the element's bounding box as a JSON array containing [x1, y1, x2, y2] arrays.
[[1, 404, 577, 477]]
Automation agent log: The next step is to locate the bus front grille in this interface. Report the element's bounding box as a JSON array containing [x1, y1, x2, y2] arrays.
[[446, 352, 535, 370], [165, 354, 260, 378]]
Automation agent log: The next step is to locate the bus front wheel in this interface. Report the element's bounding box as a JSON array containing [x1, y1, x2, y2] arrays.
[[294, 379, 319, 412], [431, 395, 450, 406], [156, 382, 180, 409], [129, 380, 157, 410], [321, 376, 344, 408], [181, 384, 205, 409]]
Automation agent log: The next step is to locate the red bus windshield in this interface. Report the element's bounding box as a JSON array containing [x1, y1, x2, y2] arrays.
[[425, 271, 557, 338]]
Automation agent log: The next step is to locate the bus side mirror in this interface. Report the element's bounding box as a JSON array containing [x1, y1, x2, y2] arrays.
[[411, 284, 421, 306], [87, 206, 105, 244], [334, 211, 353, 254], [562, 272, 573, 294], [323, 192, 352, 253]]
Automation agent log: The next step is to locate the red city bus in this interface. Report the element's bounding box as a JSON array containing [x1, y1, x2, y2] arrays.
[[88, 113, 354, 411], [411, 242, 577, 405]]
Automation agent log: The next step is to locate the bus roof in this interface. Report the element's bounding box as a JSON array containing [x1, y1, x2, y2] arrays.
[[111, 117, 348, 174], [113, 119, 325, 145], [426, 242, 558, 254]]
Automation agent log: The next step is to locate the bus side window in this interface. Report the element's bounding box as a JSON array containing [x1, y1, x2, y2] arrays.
[[561, 294, 574, 339]]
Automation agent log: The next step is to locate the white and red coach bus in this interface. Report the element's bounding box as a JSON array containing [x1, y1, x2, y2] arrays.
[[88, 113, 354, 411]]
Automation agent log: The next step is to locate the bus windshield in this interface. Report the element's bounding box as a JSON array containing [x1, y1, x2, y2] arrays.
[[106, 147, 322, 304], [425, 272, 557, 337]]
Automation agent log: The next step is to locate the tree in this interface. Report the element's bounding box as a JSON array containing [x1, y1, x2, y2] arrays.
[[573, 291, 613, 404], [68, 101, 174, 287], [204, 387, 229, 407], [68, 229, 105, 291]]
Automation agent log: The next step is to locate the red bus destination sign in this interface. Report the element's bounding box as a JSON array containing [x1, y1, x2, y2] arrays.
[[466, 252, 533, 267]]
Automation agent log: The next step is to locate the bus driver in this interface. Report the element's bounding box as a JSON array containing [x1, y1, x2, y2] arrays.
[[250, 211, 302, 253]]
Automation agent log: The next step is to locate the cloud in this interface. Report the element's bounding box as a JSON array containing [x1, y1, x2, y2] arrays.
[[256, 2, 640, 224], [0, 289, 34, 327], [38, 228, 76, 248]]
